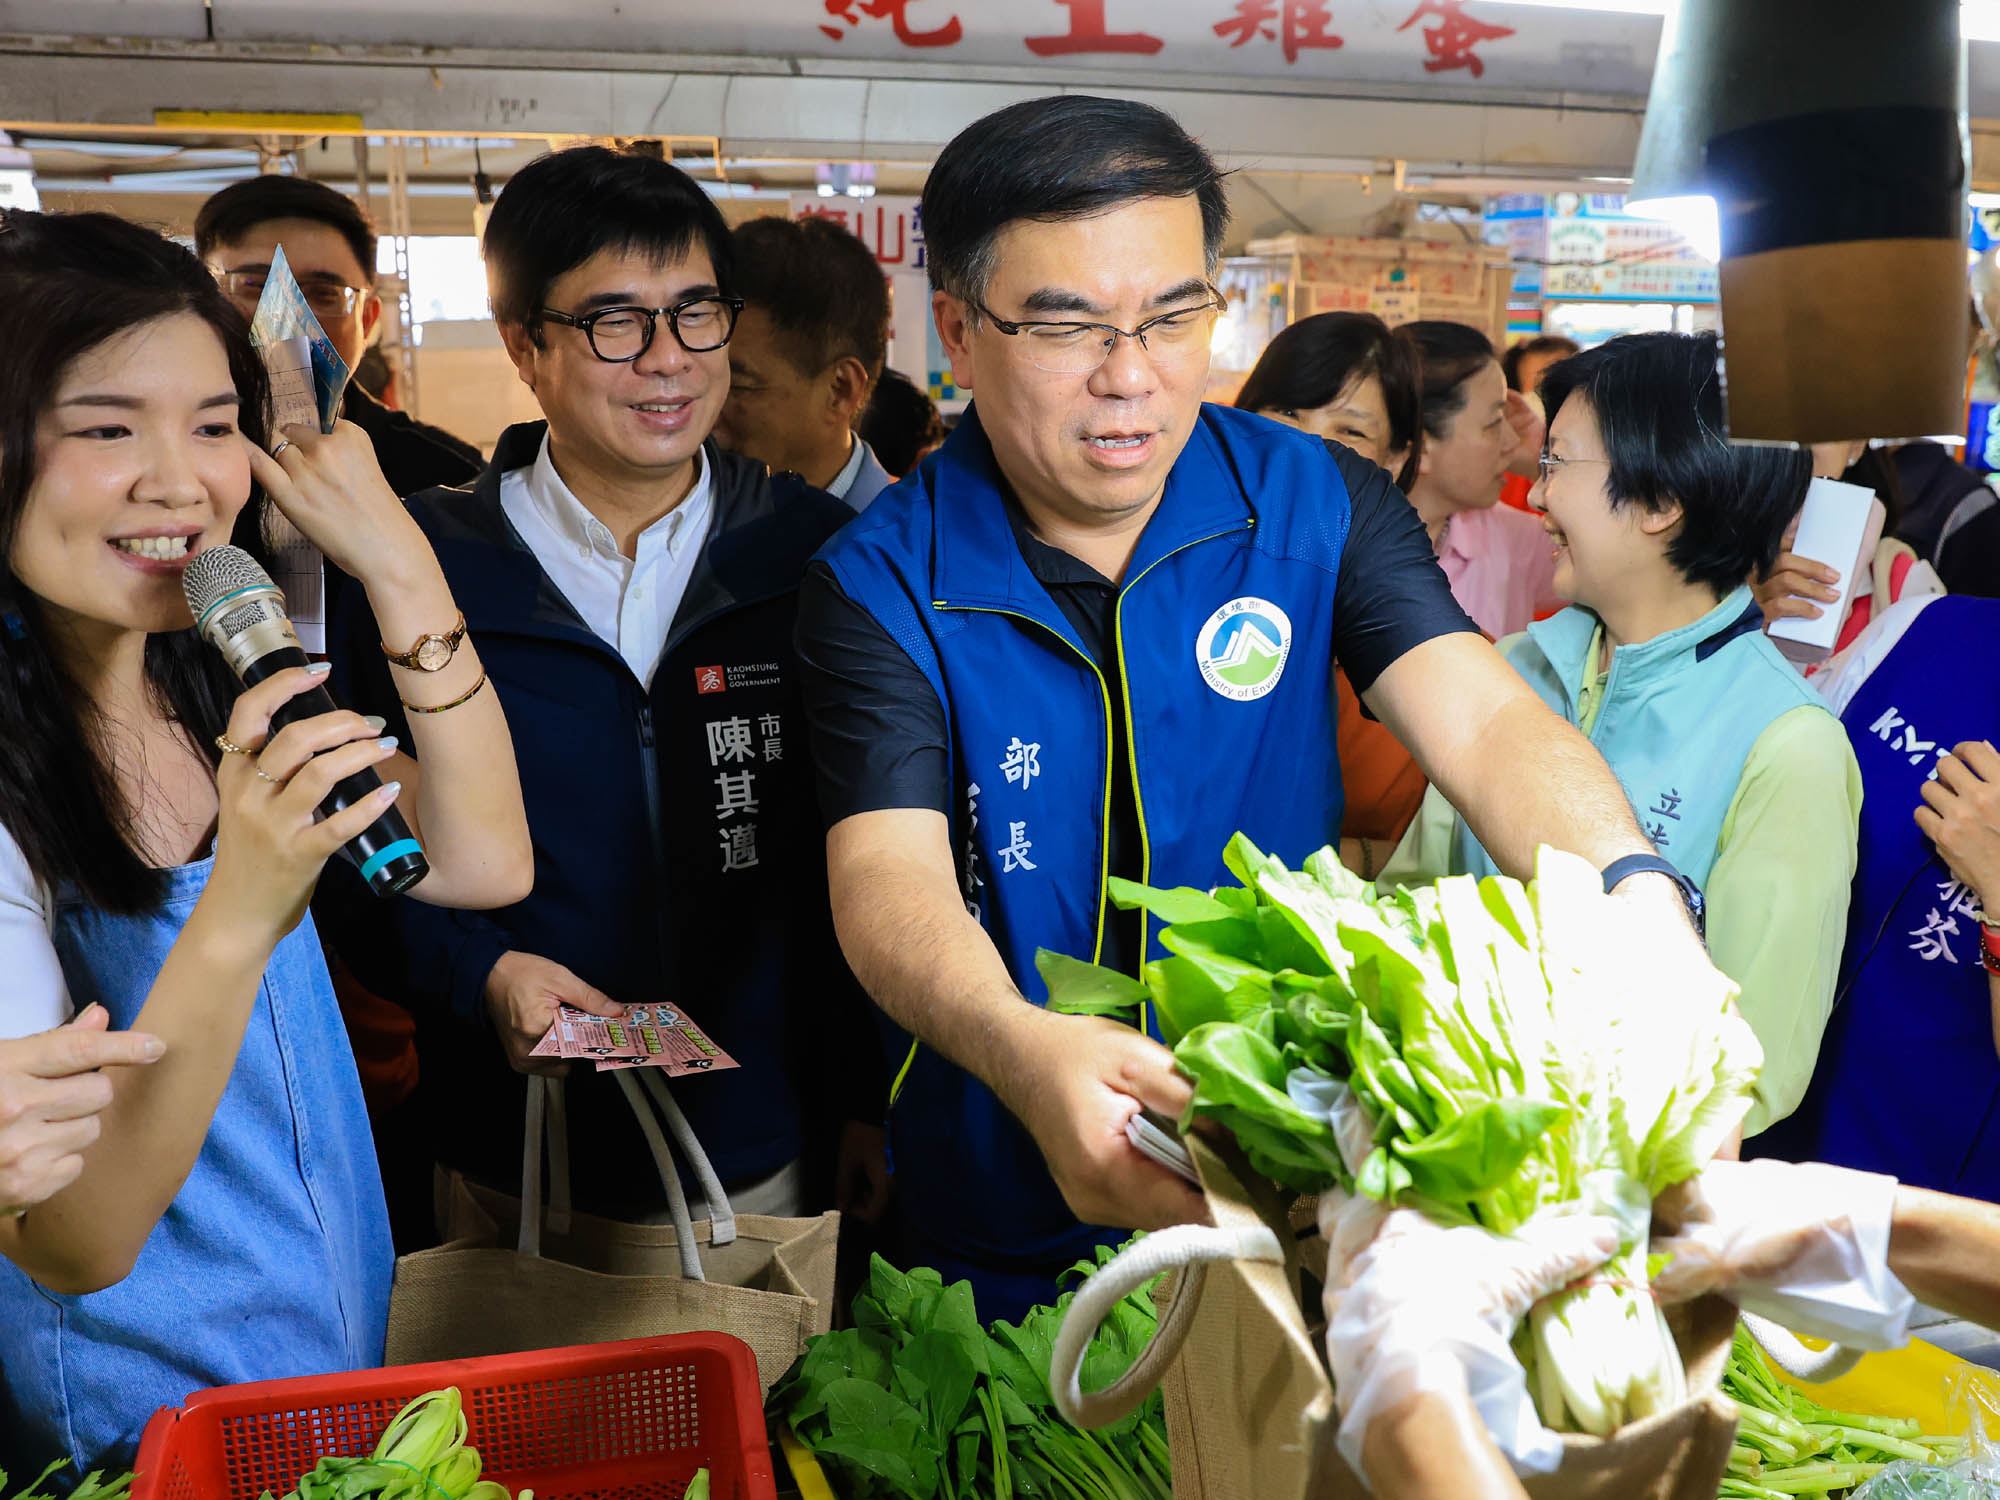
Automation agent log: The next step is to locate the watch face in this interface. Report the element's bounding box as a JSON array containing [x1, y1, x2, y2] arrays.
[[414, 635, 451, 671]]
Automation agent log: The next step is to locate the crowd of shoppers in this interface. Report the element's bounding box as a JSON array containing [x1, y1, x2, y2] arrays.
[[0, 90, 1995, 1494]]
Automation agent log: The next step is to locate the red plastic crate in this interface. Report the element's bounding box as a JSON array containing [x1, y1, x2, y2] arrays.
[[130, 1332, 775, 1500]]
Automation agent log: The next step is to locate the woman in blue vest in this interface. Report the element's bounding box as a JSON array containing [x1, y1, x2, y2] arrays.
[[0, 210, 531, 1470], [1385, 331, 1862, 1135], [1752, 594, 2000, 1198]]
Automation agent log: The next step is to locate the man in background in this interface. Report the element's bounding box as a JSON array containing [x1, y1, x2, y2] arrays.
[[199, 174, 485, 1248], [714, 214, 894, 510], [197, 174, 483, 497], [860, 369, 947, 478]]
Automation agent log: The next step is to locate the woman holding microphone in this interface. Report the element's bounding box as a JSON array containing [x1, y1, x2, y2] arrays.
[[0, 208, 530, 1471]]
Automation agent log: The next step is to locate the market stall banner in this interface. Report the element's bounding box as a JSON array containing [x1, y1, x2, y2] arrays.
[[12, 0, 1664, 95]]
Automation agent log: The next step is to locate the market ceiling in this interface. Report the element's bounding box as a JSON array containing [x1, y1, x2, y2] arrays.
[[8, 1, 2000, 189]]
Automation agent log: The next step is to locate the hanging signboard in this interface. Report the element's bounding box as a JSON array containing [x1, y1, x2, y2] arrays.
[[786, 193, 926, 272], [180, 0, 1655, 96], [1486, 192, 1719, 306]]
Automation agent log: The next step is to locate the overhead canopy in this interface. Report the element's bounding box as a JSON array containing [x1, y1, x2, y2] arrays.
[[8, 1, 2000, 237]]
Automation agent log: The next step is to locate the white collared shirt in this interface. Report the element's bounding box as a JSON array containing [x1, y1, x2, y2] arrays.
[[825, 432, 867, 501], [499, 431, 714, 688]]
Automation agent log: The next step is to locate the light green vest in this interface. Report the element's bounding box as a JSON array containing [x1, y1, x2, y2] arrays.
[[1451, 586, 1829, 889]]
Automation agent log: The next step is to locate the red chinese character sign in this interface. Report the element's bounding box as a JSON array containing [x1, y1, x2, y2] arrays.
[[1026, 0, 1162, 57], [1398, 0, 1515, 78], [1213, 0, 1343, 65], [805, 0, 1522, 78], [820, 0, 962, 46]]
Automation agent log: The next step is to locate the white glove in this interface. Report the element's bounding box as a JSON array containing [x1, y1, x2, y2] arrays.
[[1650, 1158, 1914, 1350], [1320, 1187, 1619, 1485]]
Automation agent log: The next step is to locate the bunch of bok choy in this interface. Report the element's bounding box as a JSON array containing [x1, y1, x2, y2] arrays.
[[1040, 838, 1762, 1438]]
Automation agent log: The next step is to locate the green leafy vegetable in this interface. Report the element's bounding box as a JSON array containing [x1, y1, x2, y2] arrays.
[[1042, 838, 1764, 1438], [1, 1463, 132, 1500], [1720, 1325, 1967, 1497], [770, 1248, 1170, 1499], [254, 1387, 531, 1500]]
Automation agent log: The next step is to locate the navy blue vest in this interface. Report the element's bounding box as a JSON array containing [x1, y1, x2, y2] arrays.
[[820, 403, 1353, 1269], [1753, 596, 2000, 1197]]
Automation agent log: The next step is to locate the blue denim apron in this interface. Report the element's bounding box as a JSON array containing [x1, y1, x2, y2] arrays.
[[0, 855, 392, 1470]]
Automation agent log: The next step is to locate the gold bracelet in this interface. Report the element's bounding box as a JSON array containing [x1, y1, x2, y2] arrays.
[[400, 672, 488, 715]]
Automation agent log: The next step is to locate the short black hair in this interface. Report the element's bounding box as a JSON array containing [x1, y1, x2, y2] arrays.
[[1233, 312, 1423, 490], [731, 215, 889, 387], [194, 174, 378, 278], [1400, 321, 1498, 443], [1501, 333, 1581, 393], [1539, 331, 1812, 593], [921, 94, 1230, 306], [483, 145, 733, 331], [858, 368, 945, 477]]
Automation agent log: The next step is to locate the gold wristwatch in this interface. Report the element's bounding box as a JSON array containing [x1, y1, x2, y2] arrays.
[[382, 612, 467, 672]]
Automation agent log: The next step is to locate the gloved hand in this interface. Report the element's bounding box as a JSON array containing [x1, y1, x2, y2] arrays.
[[1651, 1158, 1914, 1349], [1320, 1187, 1619, 1484]]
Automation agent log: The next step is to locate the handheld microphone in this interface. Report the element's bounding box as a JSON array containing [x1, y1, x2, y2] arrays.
[[183, 545, 429, 898]]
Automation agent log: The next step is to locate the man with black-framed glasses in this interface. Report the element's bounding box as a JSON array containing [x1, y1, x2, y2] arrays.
[[797, 94, 1742, 1323], [195, 175, 482, 501], [319, 144, 885, 1233]]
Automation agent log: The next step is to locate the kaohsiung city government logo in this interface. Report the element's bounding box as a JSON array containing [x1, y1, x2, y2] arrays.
[[1195, 597, 1293, 701]]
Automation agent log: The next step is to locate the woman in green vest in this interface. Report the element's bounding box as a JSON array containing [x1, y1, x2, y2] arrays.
[[1382, 331, 1861, 1136]]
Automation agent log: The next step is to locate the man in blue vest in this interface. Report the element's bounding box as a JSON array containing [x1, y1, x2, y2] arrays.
[[797, 95, 1727, 1318]]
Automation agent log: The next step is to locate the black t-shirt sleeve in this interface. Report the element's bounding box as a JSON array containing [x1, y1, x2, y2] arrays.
[[1937, 502, 2000, 598], [1327, 442, 1480, 694], [795, 561, 953, 828]]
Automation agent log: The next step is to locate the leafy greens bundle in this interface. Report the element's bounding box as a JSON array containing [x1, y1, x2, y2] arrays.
[[257, 1388, 525, 1500], [769, 1247, 1170, 1500], [1722, 1325, 1969, 1498], [1040, 837, 1762, 1438]]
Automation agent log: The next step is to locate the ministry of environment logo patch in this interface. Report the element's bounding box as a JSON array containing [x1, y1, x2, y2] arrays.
[[1195, 597, 1292, 701]]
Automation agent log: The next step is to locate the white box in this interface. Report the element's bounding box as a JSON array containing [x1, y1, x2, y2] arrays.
[[1768, 476, 1885, 666]]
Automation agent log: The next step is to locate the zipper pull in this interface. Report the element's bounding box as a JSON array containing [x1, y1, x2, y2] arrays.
[[637, 704, 655, 747]]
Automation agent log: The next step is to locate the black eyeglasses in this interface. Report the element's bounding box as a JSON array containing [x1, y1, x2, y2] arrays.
[[968, 290, 1227, 375], [537, 296, 745, 362]]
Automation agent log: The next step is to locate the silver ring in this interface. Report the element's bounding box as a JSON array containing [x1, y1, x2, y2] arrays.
[[270, 439, 294, 460], [253, 765, 281, 785]]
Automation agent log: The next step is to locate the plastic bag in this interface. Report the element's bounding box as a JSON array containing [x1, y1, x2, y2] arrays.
[[1854, 1368, 2000, 1499]]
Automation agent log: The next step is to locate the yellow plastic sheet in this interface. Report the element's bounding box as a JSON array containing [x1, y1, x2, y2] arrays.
[[1773, 1335, 2000, 1437]]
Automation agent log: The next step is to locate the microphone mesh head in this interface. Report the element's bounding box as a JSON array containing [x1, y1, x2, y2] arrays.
[[182, 544, 279, 623]]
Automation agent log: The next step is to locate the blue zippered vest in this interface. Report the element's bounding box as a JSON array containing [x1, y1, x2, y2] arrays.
[[1450, 588, 1826, 889], [1754, 596, 2000, 1197], [819, 403, 1352, 1276]]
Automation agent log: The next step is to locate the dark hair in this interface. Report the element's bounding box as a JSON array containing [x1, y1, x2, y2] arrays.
[[1841, 445, 1909, 536], [1233, 313, 1423, 490], [731, 216, 889, 388], [194, 174, 378, 278], [857, 368, 946, 478], [483, 145, 734, 333], [922, 95, 1231, 306], [0, 209, 272, 911], [1501, 333, 1581, 393], [1400, 321, 1498, 443], [1539, 331, 1811, 593]]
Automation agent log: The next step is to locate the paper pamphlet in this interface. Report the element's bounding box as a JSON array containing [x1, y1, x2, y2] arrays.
[[246, 248, 354, 653], [247, 246, 350, 433], [1769, 476, 1886, 665]]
